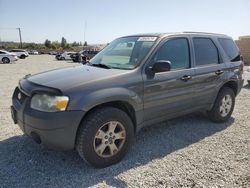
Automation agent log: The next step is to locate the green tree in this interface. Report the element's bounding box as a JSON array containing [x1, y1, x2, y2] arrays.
[[72, 41, 79, 47], [84, 41, 88, 46], [61, 37, 67, 49], [51, 41, 60, 49], [44, 39, 51, 48]]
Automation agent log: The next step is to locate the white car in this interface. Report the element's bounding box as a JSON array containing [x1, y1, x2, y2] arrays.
[[0, 50, 18, 63], [244, 66, 250, 85], [9, 49, 29, 59], [60, 52, 75, 60], [29, 50, 39, 55]]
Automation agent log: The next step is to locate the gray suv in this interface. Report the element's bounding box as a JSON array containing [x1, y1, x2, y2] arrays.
[[11, 32, 244, 167]]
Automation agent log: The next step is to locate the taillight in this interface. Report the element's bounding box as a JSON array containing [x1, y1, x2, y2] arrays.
[[239, 62, 244, 75]]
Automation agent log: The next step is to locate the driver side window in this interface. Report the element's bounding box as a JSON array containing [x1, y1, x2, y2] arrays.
[[154, 38, 190, 70]]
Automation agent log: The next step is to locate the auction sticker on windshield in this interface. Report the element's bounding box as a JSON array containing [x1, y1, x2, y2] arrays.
[[137, 37, 157, 41]]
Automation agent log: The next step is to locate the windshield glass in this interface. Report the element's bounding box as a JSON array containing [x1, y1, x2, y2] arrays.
[[89, 36, 157, 70]]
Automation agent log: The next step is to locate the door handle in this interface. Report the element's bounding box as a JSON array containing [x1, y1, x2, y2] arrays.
[[215, 70, 224, 75], [180, 75, 192, 81]]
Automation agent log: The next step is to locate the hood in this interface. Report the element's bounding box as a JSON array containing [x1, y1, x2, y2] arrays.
[[27, 65, 128, 91]]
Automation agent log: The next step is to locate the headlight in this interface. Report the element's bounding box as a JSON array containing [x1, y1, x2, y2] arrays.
[[30, 94, 69, 112]]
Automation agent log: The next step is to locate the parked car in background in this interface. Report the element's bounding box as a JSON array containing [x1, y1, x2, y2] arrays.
[[56, 51, 75, 60], [11, 32, 244, 167], [49, 51, 57, 55], [244, 66, 250, 85], [0, 50, 18, 63], [70, 50, 100, 62], [9, 49, 29, 59], [55, 53, 62, 60], [28, 50, 39, 55]]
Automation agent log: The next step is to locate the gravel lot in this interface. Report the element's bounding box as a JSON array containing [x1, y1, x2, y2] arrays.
[[0, 55, 250, 187]]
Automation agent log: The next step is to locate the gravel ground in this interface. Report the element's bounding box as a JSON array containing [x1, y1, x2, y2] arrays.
[[0, 55, 250, 187]]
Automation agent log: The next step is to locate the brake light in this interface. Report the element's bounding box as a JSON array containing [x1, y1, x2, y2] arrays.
[[239, 62, 244, 75]]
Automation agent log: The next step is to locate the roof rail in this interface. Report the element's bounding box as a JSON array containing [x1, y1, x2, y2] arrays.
[[183, 31, 227, 36]]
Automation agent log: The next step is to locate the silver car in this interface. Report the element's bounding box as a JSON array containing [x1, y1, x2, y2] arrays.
[[0, 50, 18, 63]]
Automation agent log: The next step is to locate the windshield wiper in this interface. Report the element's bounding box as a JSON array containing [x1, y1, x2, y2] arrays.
[[91, 63, 112, 69]]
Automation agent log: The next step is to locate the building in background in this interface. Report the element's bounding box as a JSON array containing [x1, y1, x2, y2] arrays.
[[235, 36, 250, 64]]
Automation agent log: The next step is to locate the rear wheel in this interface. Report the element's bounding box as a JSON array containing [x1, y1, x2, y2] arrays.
[[76, 107, 134, 168], [2, 57, 10, 64], [207, 87, 235, 123], [20, 54, 26, 59]]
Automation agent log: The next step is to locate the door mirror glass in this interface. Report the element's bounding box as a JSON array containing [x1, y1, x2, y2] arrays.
[[151, 60, 171, 73]]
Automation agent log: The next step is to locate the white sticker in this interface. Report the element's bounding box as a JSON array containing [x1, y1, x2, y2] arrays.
[[137, 37, 157, 42]]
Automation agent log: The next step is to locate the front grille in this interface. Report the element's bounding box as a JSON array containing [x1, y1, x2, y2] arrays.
[[13, 87, 27, 104]]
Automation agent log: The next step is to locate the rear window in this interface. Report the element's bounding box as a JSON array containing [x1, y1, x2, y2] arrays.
[[193, 38, 219, 66], [218, 38, 240, 61]]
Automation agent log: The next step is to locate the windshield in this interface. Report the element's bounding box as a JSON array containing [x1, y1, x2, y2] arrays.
[[89, 36, 157, 70]]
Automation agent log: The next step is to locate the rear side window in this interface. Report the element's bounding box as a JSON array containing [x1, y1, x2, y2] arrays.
[[193, 38, 219, 66], [218, 38, 240, 61], [154, 38, 190, 70]]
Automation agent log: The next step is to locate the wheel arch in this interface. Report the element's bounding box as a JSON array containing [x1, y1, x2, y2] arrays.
[[74, 100, 139, 148], [219, 80, 238, 96]]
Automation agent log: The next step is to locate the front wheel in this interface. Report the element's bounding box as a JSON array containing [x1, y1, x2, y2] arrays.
[[207, 87, 235, 123], [2, 57, 10, 64], [76, 107, 134, 168]]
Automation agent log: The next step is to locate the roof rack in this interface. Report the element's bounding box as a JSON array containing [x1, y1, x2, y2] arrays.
[[183, 31, 227, 36]]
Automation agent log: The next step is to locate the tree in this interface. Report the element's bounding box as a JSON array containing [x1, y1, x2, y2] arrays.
[[61, 37, 67, 49], [51, 41, 60, 49], [44, 39, 51, 48], [72, 41, 80, 47], [84, 41, 88, 46]]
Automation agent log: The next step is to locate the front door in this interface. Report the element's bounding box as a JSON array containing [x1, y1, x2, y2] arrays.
[[143, 37, 196, 122]]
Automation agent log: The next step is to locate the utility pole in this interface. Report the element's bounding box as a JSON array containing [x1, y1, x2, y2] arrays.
[[17, 28, 22, 48], [84, 21, 87, 46]]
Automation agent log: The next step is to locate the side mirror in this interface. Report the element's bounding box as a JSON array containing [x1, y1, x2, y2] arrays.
[[150, 60, 171, 73]]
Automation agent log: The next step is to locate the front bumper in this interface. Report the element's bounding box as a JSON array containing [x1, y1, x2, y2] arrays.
[[11, 87, 85, 150]]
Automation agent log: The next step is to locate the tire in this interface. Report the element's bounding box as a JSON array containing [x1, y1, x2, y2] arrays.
[[207, 87, 235, 123], [2, 57, 10, 64], [248, 80, 250, 86], [20, 54, 26, 59], [76, 107, 134, 168]]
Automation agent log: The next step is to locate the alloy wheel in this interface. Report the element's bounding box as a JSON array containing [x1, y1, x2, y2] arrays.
[[93, 121, 126, 158]]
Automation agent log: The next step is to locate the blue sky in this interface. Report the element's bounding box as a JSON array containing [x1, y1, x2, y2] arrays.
[[1, 0, 250, 44]]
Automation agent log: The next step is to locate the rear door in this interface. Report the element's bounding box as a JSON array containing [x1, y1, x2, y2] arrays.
[[191, 37, 227, 107], [143, 37, 196, 122]]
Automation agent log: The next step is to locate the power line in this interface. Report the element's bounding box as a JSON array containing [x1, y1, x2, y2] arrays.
[[0, 27, 18, 30]]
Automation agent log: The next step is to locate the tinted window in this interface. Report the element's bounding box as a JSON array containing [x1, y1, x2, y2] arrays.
[[218, 38, 240, 61], [155, 38, 190, 70], [193, 38, 219, 65]]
